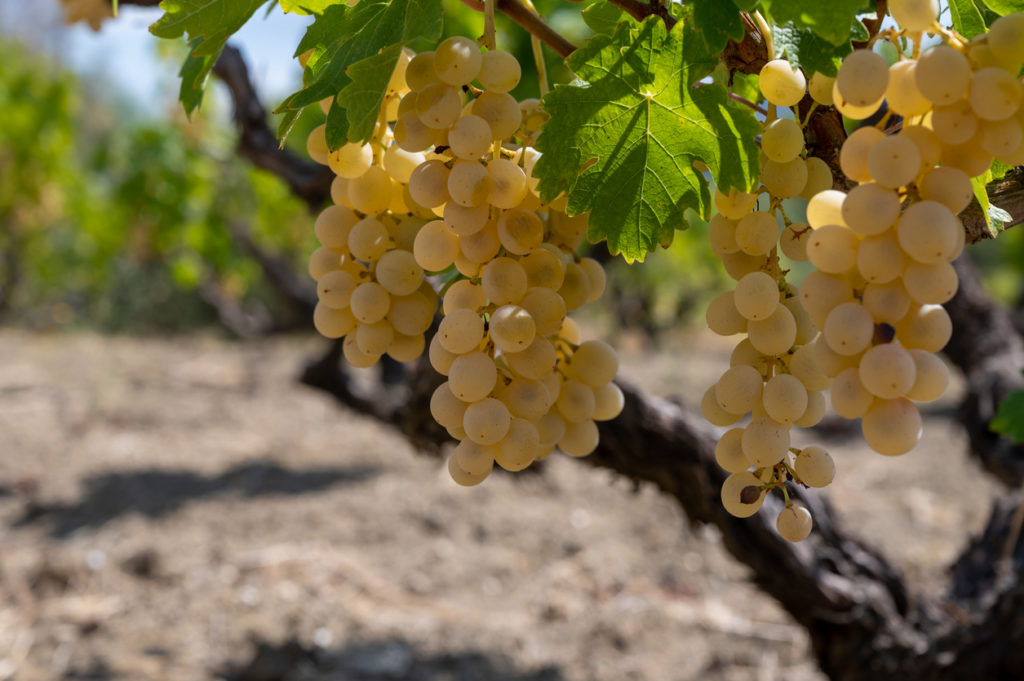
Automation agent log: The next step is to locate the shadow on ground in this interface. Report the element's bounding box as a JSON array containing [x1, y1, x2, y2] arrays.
[[11, 461, 378, 539], [216, 637, 566, 681]]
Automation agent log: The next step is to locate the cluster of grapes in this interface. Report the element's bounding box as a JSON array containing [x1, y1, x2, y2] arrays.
[[306, 37, 623, 484], [701, 63, 841, 543], [795, 11, 1024, 456], [306, 49, 439, 368], [59, 0, 112, 31], [702, 7, 1023, 541]]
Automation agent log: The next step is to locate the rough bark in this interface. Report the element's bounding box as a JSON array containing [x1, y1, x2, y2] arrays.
[[945, 257, 1024, 486], [211, 45, 334, 211]]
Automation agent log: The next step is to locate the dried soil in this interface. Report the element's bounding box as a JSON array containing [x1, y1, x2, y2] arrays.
[[0, 329, 1000, 681]]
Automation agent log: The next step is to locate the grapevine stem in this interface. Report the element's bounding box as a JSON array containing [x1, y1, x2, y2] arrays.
[[911, 30, 923, 59], [517, 0, 549, 96], [799, 102, 818, 128], [484, 0, 497, 50], [752, 10, 774, 60], [459, 0, 576, 58], [727, 92, 768, 115], [532, 35, 549, 96]]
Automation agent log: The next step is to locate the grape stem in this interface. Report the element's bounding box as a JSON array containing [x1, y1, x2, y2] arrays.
[[484, 0, 497, 50], [727, 92, 767, 115], [459, 0, 576, 58], [532, 36, 549, 97], [751, 11, 774, 60]]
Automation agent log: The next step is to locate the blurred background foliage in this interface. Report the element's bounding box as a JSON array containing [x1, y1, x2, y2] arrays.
[[0, 1, 1021, 338]]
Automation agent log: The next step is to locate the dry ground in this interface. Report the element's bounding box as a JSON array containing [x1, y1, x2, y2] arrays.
[[0, 328, 1001, 681]]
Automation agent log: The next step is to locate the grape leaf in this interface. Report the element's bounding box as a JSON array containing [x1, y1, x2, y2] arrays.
[[990, 374, 1024, 443], [279, 0, 344, 13], [991, 160, 1012, 180], [730, 0, 761, 11], [582, 1, 627, 36], [338, 44, 404, 143], [692, 0, 744, 54], [325, 98, 349, 150], [150, 0, 268, 114], [948, 0, 987, 37], [977, 0, 1024, 14], [771, 21, 854, 77], [177, 41, 218, 114], [535, 17, 761, 262], [761, 0, 870, 46], [275, 0, 442, 145]]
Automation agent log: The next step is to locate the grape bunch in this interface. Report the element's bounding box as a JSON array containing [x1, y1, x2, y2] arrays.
[[701, 9, 1024, 540], [702, 61, 837, 543], [306, 49, 439, 368], [797, 10, 1024, 456], [305, 38, 623, 484]]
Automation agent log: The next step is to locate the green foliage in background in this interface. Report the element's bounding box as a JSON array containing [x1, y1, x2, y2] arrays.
[[0, 38, 313, 333]]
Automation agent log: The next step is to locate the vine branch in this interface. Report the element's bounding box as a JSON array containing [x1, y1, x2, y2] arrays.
[[459, 0, 577, 58]]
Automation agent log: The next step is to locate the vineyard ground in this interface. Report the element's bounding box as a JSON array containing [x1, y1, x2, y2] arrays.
[[0, 328, 998, 681]]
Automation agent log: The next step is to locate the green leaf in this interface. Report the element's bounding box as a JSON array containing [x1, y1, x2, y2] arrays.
[[990, 374, 1024, 443], [279, 0, 344, 13], [730, 0, 761, 11], [535, 18, 761, 262], [990, 203, 1013, 227], [338, 44, 403, 142], [762, 0, 870, 45], [177, 41, 218, 114], [771, 21, 854, 77], [149, 0, 268, 114], [991, 159, 1012, 180], [948, 0, 987, 37], [971, 172, 998, 236], [977, 0, 1024, 14], [325, 100, 349, 150], [275, 0, 443, 145], [582, 1, 627, 36], [692, 0, 745, 54], [973, 0, 1003, 26], [150, 0, 267, 55]]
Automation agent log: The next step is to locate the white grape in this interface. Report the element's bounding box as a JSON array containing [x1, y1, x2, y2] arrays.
[[823, 302, 874, 356], [479, 50, 522, 93], [776, 505, 813, 542], [734, 271, 780, 321], [837, 50, 889, 108], [831, 367, 875, 419], [759, 59, 807, 107], [448, 351, 498, 402], [721, 471, 766, 518], [905, 349, 949, 402], [915, 44, 970, 106], [794, 446, 835, 487], [762, 118, 804, 163], [715, 428, 750, 473], [741, 418, 791, 467], [434, 36, 482, 87], [866, 135, 922, 189], [715, 364, 764, 415], [859, 343, 916, 399], [861, 398, 922, 456]]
